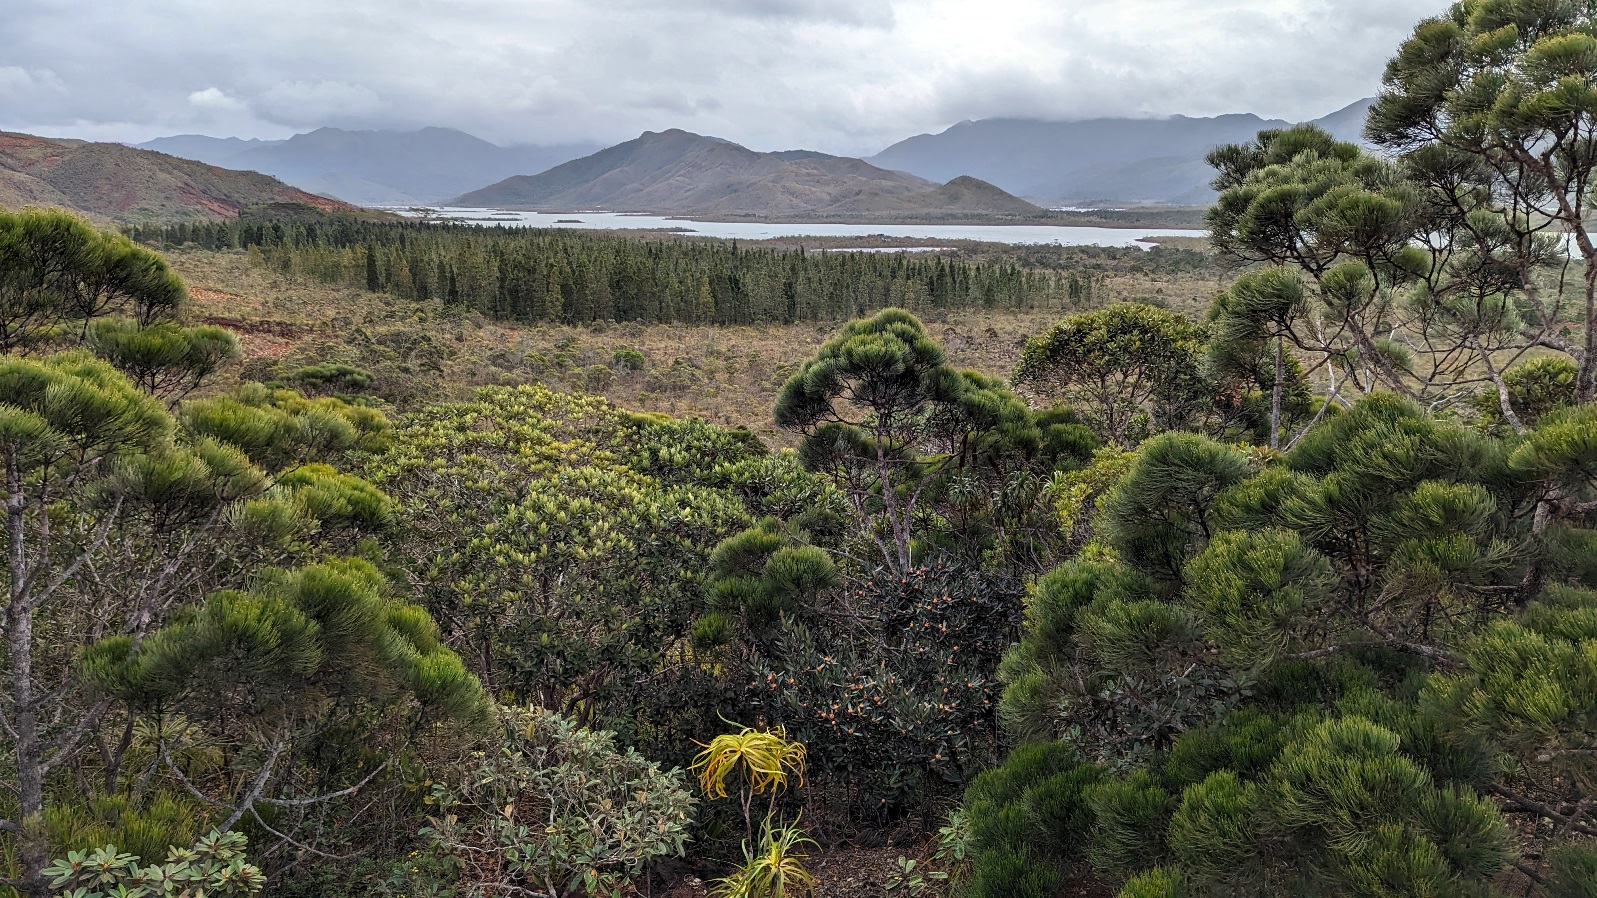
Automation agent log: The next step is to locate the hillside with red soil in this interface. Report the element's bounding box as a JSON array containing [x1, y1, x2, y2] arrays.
[[0, 131, 363, 222]]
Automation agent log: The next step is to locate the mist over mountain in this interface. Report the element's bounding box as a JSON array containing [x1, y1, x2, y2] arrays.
[[449, 129, 1044, 219], [139, 127, 601, 205], [867, 98, 1376, 206]]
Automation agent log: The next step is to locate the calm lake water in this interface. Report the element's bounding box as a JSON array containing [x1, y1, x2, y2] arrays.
[[396, 207, 1206, 249]]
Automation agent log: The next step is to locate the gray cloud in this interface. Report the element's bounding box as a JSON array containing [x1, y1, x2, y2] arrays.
[[0, 0, 1452, 155]]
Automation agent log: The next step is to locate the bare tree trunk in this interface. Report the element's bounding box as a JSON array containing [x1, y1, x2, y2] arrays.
[[1477, 343, 1527, 434], [6, 599, 47, 898], [875, 443, 909, 574], [6, 461, 48, 898], [1581, 259, 1597, 404], [1270, 337, 1284, 450]]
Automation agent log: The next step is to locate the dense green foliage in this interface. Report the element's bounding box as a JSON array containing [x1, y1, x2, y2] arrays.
[[1014, 303, 1212, 447], [1204, 122, 1554, 435], [124, 219, 1076, 325], [965, 395, 1597, 897], [0, 209, 185, 352], [0, 209, 240, 398], [421, 708, 695, 898], [1368, 0, 1597, 405], [0, 215, 486, 898], [18, 13, 1597, 884], [43, 830, 265, 898], [0, 347, 483, 898], [354, 385, 816, 744], [775, 308, 1099, 575]]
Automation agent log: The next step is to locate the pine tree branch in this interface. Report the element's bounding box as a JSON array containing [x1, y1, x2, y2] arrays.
[[1282, 638, 1457, 666], [40, 698, 113, 775], [25, 494, 125, 612], [1491, 786, 1597, 837], [245, 805, 353, 861], [1510, 860, 1546, 885]]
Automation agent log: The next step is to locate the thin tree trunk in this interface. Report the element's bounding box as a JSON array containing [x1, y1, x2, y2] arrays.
[[1581, 257, 1597, 403], [7, 600, 47, 898], [1270, 337, 1284, 450], [6, 458, 48, 898], [1478, 343, 1527, 434]]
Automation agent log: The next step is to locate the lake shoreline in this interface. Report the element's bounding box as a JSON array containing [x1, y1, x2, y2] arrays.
[[402, 207, 1208, 230], [390, 207, 1208, 247]]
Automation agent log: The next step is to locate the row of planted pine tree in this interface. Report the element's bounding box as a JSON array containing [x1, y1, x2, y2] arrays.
[[125, 218, 1095, 325]]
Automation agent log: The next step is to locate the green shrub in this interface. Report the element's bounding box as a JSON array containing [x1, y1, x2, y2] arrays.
[[1547, 842, 1597, 898], [42, 793, 207, 876], [1025, 764, 1106, 865], [43, 830, 265, 898], [966, 392, 1597, 893], [584, 363, 615, 389], [611, 347, 647, 372], [422, 707, 695, 898], [967, 848, 1059, 898], [1165, 771, 1258, 882], [1117, 867, 1184, 898], [1474, 357, 1577, 431], [288, 362, 375, 394], [1087, 772, 1174, 881]]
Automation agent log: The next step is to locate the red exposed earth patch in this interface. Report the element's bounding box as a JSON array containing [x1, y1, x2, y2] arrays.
[[194, 302, 300, 360], [1, 128, 367, 221]]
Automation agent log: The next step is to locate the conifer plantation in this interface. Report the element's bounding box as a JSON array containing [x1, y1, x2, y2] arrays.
[[5, 2, 1597, 897], [123, 219, 1073, 325]]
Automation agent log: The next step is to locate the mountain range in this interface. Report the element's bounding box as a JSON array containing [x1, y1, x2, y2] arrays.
[[0, 100, 1382, 224], [448, 129, 1043, 218], [0, 131, 360, 222], [135, 100, 1375, 211], [867, 98, 1374, 206], [138, 127, 600, 205]]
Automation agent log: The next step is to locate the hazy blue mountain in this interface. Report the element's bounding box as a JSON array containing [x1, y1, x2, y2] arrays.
[[139, 135, 279, 163], [867, 99, 1376, 206], [137, 127, 600, 205], [1311, 97, 1377, 144], [450, 129, 1043, 218]]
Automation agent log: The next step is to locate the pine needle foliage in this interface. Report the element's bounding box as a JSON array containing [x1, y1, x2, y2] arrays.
[[967, 392, 1597, 897]]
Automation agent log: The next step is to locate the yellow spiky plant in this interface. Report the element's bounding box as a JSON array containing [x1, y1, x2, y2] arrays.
[[692, 722, 806, 842], [710, 816, 816, 898]]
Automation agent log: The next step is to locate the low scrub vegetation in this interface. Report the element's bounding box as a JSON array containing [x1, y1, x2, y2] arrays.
[[8, 8, 1597, 889]]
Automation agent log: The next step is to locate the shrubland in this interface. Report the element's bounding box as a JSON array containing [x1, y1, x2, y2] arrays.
[[7, 4, 1597, 892], [152, 243, 1212, 445]]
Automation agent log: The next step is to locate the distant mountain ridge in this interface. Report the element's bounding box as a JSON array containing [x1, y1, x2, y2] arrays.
[[0, 131, 359, 222], [449, 129, 1044, 218], [867, 98, 1375, 206], [139, 127, 601, 205]]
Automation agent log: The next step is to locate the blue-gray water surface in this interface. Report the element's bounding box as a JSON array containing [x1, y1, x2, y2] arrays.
[[397, 207, 1205, 249]]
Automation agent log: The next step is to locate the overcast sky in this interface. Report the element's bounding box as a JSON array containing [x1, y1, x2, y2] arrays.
[[2, 0, 1452, 156]]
